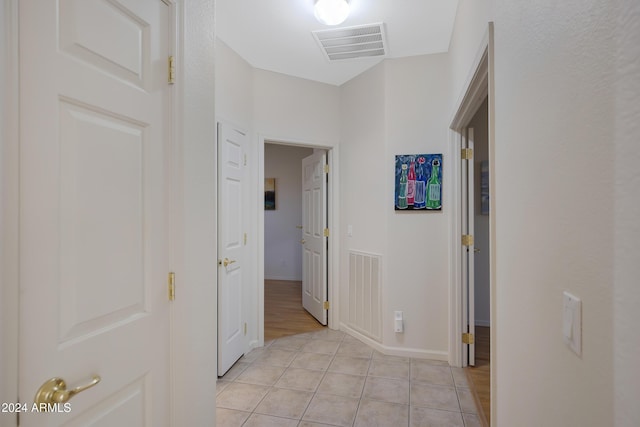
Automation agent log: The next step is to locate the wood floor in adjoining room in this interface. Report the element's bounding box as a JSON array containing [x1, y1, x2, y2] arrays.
[[467, 326, 490, 425], [264, 280, 325, 341]]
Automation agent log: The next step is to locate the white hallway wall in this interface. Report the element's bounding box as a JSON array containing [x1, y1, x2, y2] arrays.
[[450, 0, 640, 425], [264, 143, 313, 281], [491, 0, 639, 424]]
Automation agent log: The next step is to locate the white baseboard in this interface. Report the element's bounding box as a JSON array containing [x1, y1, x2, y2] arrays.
[[340, 323, 449, 362]]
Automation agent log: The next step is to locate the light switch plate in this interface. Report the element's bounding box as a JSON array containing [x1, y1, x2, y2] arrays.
[[563, 291, 582, 356]]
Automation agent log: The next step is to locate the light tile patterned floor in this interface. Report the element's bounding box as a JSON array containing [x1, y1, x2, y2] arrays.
[[216, 330, 482, 427]]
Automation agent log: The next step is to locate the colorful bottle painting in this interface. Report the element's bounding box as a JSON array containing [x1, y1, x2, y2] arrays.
[[406, 160, 416, 206], [397, 164, 408, 209], [413, 156, 427, 209], [426, 158, 441, 209]]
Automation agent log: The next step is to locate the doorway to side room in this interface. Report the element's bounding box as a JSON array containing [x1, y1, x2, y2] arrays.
[[263, 142, 330, 341], [449, 23, 494, 426]]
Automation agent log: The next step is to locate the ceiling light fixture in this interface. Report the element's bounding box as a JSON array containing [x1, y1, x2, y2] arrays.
[[314, 0, 350, 26]]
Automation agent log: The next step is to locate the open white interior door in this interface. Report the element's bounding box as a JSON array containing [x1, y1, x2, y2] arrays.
[[301, 151, 328, 325], [217, 122, 248, 376], [462, 128, 476, 367], [19, 1, 172, 425]]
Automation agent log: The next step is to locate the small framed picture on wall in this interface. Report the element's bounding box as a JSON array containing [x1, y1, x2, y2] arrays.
[[265, 178, 276, 210]]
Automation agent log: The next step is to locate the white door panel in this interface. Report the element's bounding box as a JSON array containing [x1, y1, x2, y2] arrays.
[[19, 0, 171, 425], [302, 151, 327, 325], [218, 123, 247, 376], [462, 128, 476, 367]]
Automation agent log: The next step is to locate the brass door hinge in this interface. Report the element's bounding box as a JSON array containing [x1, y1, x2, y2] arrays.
[[168, 56, 175, 84], [244, 233, 247, 245], [324, 164, 329, 174], [323, 301, 330, 310], [462, 234, 474, 246], [168, 272, 175, 301], [323, 228, 330, 237], [462, 333, 474, 344], [244, 323, 247, 336], [461, 148, 473, 159]]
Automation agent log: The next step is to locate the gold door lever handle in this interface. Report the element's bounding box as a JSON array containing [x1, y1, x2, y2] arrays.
[[300, 239, 306, 244], [218, 258, 237, 267], [35, 375, 101, 406]]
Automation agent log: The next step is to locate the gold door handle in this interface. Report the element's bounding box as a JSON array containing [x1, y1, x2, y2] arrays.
[[218, 258, 236, 267], [474, 248, 481, 253], [35, 375, 101, 405], [296, 225, 303, 229], [300, 239, 306, 244]]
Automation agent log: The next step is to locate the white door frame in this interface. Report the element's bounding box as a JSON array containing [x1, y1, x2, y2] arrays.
[[1, 0, 20, 412], [257, 135, 340, 346], [1, 1, 218, 425], [447, 22, 496, 417]]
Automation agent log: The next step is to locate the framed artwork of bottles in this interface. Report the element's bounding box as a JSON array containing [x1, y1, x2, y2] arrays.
[[394, 154, 442, 211]]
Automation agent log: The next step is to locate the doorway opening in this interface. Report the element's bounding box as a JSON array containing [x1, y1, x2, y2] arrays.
[[259, 139, 338, 345], [263, 143, 325, 340], [449, 23, 495, 425]]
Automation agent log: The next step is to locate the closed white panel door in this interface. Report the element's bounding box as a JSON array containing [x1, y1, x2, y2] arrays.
[[217, 123, 247, 376], [302, 151, 327, 325], [19, 1, 172, 425]]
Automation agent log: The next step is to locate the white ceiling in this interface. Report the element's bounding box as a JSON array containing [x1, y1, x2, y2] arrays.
[[215, 0, 460, 86]]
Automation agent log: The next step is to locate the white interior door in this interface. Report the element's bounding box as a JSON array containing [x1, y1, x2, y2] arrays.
[[462, 128, 476, 367], [19, 0, 172, 425], [217, 122, 247, 376], [301, 151, 328, 325]]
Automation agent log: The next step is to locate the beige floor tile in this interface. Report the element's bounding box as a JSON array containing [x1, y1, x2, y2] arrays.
[[254, 387, 314, 419], [317, 372, 366, 398], [302, 394, 359, 427], [219, 361, 251, 381], [215, 407, 250, 427], [410, 358, 450, 367], [243, 413, 299, 427], [275, 367, 324, 392], [216, 380, 232, 395], [301, 339, 340, 355], [253, 349, 297, 367], [463, 413, 483, 427], [410, 406, 464, 427], [362, 377, 410, 405], [290, 351, 333, 371], [410, 383, 460, 412], [354, 399, 409, 427], [456, 388, 478, 414], [235, 364, 286, 386], [308, 329, 346, 342], [410, 361, 454, 386], [368, 359, 410, 380], [271, 336, 312, 351], [239, 347, 267, 363], [328, 356, 371, 376], [372, 351, 410, 363], [341, 334, 361, 343], [336, 341, 373, 359], [450, 367, 471, 388], [298, 422, 338, 427], [216, 382, 271, 412]]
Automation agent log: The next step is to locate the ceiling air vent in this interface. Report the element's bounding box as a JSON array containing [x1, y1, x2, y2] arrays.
[[312, 23, 387, 62]]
